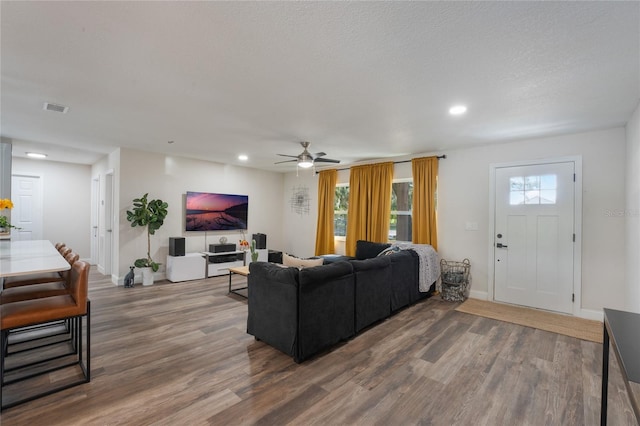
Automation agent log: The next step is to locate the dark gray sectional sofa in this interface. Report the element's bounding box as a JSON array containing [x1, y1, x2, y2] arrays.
[[246, 240, 436, 363]]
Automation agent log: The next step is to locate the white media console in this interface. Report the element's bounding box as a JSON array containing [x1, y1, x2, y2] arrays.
[[166, 241, 270, 283]]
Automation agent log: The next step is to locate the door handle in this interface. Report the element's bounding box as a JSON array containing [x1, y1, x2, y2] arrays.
[[496, 243, 508, 248]]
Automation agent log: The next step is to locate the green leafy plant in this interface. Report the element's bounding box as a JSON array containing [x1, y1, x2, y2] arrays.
[[126, 193, 168, 272], [0, 198, 20, 231]]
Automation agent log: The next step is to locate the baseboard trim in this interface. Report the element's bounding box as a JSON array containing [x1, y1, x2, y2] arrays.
[[578, 308, 603, 322], [113, 271, 167, 286], [469, 290, 489, 300]]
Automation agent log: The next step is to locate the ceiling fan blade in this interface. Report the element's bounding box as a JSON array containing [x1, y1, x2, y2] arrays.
[[314, 152, 327, 158], [277, 154, 299, 158], [274, 159, 298, 164], [314, 158, 340, 164]]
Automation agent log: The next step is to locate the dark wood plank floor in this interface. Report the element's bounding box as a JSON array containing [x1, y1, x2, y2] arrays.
[[1, 269, 637, 425]]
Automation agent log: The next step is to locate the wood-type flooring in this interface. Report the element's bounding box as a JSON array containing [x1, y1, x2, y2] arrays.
[[1, 270, 637, 425]]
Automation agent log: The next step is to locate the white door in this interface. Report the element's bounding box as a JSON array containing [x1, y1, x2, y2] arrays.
[[494, 162, 575, 314], [91, 177, 99, 265], [104, 172, 114, 276], [11, 174, 43, 241]]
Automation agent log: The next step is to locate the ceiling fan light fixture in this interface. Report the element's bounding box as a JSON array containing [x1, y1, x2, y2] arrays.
[[298, 159, 314, 168]]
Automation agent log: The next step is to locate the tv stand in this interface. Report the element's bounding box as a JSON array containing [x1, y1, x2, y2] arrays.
[[204, 244, 246, 277]]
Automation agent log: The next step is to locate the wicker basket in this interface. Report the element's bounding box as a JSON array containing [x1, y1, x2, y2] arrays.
[[440, 258, 470, 302]]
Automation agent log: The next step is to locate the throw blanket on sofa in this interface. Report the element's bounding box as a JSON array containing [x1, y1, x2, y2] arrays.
[[394, 243, 440, 292]]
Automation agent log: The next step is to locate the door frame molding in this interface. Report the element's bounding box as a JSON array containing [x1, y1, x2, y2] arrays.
[[487, 156, 583, 316]]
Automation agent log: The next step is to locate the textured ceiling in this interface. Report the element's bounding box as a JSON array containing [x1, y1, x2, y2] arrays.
[[1, 1, 639, 170]]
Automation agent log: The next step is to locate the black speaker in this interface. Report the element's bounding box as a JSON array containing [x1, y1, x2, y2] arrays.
[[252, 233, 266, 249], [169, 237, 185, 256]]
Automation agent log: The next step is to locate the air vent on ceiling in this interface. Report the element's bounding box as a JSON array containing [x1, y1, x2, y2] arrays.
[[43, 102, 69, 114]]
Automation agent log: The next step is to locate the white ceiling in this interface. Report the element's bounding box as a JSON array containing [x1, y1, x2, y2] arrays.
[[1, 1, 639, 171]]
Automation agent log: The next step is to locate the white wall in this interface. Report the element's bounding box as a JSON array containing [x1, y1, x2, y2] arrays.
[[117, 148, 284, 282], [438, 128, 626, 314], [282, 127, 628, 314], [12, 157, 92, 258], [626, 101, 640, 313], [282, 170, 319, 257]]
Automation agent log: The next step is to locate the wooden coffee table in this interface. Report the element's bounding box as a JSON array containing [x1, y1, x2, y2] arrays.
[[228, 265, 249, 298]]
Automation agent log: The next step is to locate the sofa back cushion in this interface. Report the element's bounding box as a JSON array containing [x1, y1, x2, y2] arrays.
[[355, 240, 391, 260], [249, 261, 299, 286]]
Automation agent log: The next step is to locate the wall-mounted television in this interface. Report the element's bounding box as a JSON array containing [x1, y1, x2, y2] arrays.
[[185, 191, 248, 231]]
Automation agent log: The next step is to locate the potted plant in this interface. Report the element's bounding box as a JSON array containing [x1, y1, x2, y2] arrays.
[[0, 198, 20, 234], [126, 193, 168, 285], [250, 239, 259, 263]]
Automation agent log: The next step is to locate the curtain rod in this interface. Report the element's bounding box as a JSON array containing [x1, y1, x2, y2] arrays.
[[325, 154, 446, 173]]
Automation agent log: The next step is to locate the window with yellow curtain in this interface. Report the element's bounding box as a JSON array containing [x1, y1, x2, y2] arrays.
[[411, 156, 438, 249], [345, 162, 394, 257], [314, 169, 337, 255]]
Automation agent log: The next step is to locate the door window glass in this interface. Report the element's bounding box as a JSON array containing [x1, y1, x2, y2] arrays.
[[510, 174, 557, 205]]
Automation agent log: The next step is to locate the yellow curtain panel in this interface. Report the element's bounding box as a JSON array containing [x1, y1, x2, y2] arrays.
[[412, 156, 438, 249], [314, 169, 338, 256], [345, 162, 394, 257]]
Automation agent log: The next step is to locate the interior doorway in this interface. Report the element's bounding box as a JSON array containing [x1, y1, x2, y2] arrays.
[[104, 171, 114, 277]]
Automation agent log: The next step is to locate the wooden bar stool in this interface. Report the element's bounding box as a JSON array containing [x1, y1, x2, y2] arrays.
[[0, 260, 91, 410]]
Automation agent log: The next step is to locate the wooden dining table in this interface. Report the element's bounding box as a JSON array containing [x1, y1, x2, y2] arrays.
[[0, 240, 70, 279]]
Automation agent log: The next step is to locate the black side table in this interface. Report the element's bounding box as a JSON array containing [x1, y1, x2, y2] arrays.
[[601, 308, 640, 425]]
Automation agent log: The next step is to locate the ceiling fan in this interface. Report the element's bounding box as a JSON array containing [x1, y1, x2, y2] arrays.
[[275, 141, 340, 168]]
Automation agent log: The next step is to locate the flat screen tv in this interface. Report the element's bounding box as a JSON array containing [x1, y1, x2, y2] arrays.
[[185, 191, 248, 231]]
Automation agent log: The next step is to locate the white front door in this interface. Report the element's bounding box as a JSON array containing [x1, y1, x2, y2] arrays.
[[494, 162, 575, 314], [11, 174, 43, 241]]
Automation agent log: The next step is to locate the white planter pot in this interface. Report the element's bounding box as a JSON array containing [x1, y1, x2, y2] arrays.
[[140, 267, 154, 286]]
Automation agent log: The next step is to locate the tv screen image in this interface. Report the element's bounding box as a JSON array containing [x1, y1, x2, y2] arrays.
[[185, 191, 248, 231]]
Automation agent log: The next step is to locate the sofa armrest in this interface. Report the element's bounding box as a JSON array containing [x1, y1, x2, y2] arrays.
[[388, 250, 420, 311], [297, 261, 355, 362], [351, 256, 392, 332], [247, 262, 300, 358]]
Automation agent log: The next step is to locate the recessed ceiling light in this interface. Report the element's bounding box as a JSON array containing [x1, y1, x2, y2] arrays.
[[449, 105, 467, 115], [238, 154, 248, 161], [26, 152, 47, 159]]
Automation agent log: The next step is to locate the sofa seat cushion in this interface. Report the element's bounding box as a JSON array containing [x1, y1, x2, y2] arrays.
[[319, 254, 354, 264]]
